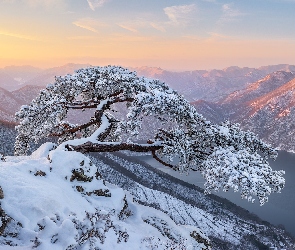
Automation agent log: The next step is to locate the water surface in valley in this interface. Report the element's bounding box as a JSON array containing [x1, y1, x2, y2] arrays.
[[136, 151, 295, 237]]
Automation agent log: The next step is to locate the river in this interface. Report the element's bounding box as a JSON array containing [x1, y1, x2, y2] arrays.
[[135, 150, 295, 237]]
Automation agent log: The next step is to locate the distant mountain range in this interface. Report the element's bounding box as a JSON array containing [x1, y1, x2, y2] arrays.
[[0, 63, 91, 122], [1, 63, 295, 151], [0, 85, 43, 123], [1, 63, 294, 98], [132, 64, 295, 102], [0, 63, 90, 91], [192, 70, 295, 151]]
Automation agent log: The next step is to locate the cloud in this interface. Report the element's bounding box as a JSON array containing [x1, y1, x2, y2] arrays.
[[117, 20, 166, 33], [164, 4, 197, 26], [150, 22, 166, 32], [73, 18, 107, 33], [218, 3, 245, 24], [118, 24, 138, 33], [0, 31, 38, 40], [87, 0, 109, 11], [116, 5, 198, 34]]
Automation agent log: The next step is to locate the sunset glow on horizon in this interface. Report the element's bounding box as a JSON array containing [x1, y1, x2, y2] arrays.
[[1, 0, 295, 71]]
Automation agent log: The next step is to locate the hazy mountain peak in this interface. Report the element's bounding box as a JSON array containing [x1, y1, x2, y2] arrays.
[[45, 63, 91, 73], [203, 69, 224, 77], [258, 64, 295, 74], [249, 77, 295, 110], [130, 66, 165, 77], [221, 71, 295, 106]]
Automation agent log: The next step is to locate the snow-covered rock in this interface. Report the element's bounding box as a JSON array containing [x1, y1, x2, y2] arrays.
[[0, 143, 209, 250]]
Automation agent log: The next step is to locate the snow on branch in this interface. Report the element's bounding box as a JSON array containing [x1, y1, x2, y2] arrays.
[[14, 65, 285, 205]]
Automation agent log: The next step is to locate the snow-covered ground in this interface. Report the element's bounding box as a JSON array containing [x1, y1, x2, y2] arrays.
[[89, 152, 295, 250], [0, 143, 209, 250]]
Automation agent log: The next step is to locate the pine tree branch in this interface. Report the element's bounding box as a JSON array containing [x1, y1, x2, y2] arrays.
[[66, 141, 163, 154], [151, 150, 176, 169], [50, 96, 133, 137], [66, 140, 177, 169], [66, 91, 125, 109]]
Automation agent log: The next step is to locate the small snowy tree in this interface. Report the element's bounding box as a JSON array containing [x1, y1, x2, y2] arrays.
[[15, 66, 285, 205]]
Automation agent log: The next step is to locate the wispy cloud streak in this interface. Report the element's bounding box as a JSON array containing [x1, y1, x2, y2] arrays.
[[87, 0, 109, 11], [0, 31, 38, 40], [117, 20, 166, 33], [150, 22, 166, 32], [118, 24, 138, 33], [73, 18, 107, 33], [218, 3, 245, 24], [164, 4, 197, 26]]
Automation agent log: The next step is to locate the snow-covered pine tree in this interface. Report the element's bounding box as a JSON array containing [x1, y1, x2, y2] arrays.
[[15, 66, 285, 205]]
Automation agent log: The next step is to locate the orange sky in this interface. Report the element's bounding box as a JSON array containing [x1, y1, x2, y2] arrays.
[[1, 0, 295, 70]]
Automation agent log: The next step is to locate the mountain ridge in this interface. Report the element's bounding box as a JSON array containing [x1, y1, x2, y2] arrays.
[[192, 70, 295, 151]]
